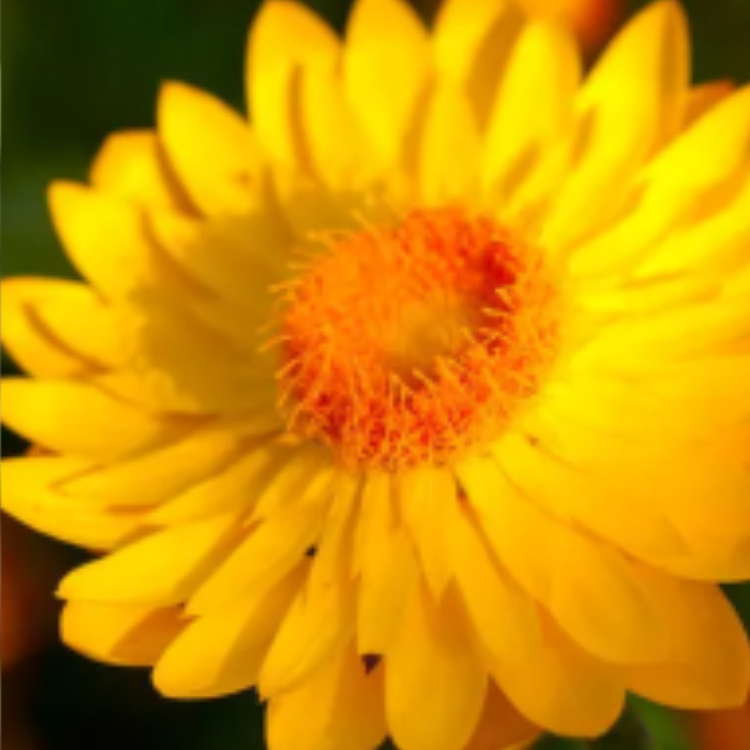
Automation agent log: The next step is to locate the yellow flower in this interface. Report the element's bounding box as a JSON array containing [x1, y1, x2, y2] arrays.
[[3, 1, 750, 748]]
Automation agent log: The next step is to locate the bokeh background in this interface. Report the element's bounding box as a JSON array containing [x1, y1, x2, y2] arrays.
[[3, 0, 750, 748]]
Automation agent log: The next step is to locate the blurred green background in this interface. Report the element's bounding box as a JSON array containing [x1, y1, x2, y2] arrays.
[[3, 1, 750, 749]]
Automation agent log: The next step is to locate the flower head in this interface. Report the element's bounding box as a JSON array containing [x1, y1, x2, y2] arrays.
[[3, 1, 750, 749]]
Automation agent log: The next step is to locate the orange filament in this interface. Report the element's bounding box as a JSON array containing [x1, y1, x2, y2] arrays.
[[277, 208, 558, 471]]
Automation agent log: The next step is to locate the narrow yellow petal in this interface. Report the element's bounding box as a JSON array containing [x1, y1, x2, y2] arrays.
[[463, 682, 540, 750], [147, 439, 298, 525], [266, 646, 386, 750], [433, 0, 524, 126], [386, 586, 486, 750], [259, 521, 356, 695], [635, 173, 750, 279], [485, 419, 686, 564], [153, 562, 306, 698], [2, 378, 180, 462], [490, 616, 625, 737], [1, 278, 94, 377], [298, 64, 374, 188], [247, 0, 339, 168], [681, 80, 735, 129], [59, 427, 241, 507], [48, 181, 190, 300], [62, 601, 184, 666], [187, 502, 326, 615], [354, 473, 418, 655], [622, 579, 750, 710], [2, 456, 141, 550], [147, 209, 286, 313], [418, 83, 480, 205], [89, 129, 191, 211], [158, 82, 261, 216], [640, 84, 750, 199], [450, 502, 542, 668], [397, 467, 457, 598], [25, 282, 123, 367], [249, 444, 337, 521], [58, 514, 241, 605], [543, 0, 690, 246], [569, 86, 750, 278], [344, 0, 430, 165], [483, 21, 580, 191], [459, 455, 670, 663]]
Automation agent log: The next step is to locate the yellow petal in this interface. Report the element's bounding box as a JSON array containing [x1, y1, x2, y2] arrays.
[[188, 502, 327, 615], [622, 579, 750, 710], [386, 586, 486, 750], [27, 282, 123, 367], [89, 129, 191, 211], [490, 616, 625, 737], [1, 456, 141, 550], [458, 455, 670, 664], [344, 0, 430, 165], [543, 0, 690, 246], [247, 0, 339, 168], [147, 438, 298, 525], [48, 181, 190, 300], [158, 81, 261, 216], [259, 538, 356, 696], [1, 378, 181, 462], [396, 467, 457, 598], [298, 64, 374, 189], [58, 513, 241, 605], [418, 83, 480, 205], [153, 562, 306, 698], [463, 682, 540, 750], [433, 0, 524, 126], [484, 419, 685, 565], [681, 80, 735, 129], [450, 502, 542, 668], [1, 277, 94, 377], [90, 318, 280, 417], [483, 20, 580, 191], [59, 427, 241, 507], [62, 601, 184, 666], [354, 473, 418, 655], [572, 86, 750, 278], [249, 444, 337, 521], [640, 84, 750, 201], [634, 173, 750, 279], [266, 646, 386, 750], [146, 209, 286, 313]]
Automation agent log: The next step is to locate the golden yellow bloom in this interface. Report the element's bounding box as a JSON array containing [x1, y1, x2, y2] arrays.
[[3, 1, 750, 749]]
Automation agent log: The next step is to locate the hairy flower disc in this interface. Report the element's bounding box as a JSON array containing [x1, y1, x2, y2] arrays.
[[3, 2, 750, 750], [279, 209, 558, 470]]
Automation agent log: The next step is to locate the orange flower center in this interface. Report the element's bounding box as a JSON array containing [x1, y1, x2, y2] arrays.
[[278, 208, 559, 471]]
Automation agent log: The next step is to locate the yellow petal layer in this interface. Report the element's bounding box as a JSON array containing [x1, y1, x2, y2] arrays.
[[62, 601, 184, 666], [158, 82, 260, 216], [90, 129, 191, 211], [2, 456, 141, 550], [344, 0, 429, 165], [622, 578, 750, 709], [247, 0, 338, 168], [154, 562, 306, 697], [386, 586, 486, 750], [2, 378, 180, 462], [266, 647, 386, 750], [58, 514, 241, 605]]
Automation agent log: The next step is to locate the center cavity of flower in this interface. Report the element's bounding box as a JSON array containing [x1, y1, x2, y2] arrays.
[[277, 208, 558, 471]]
